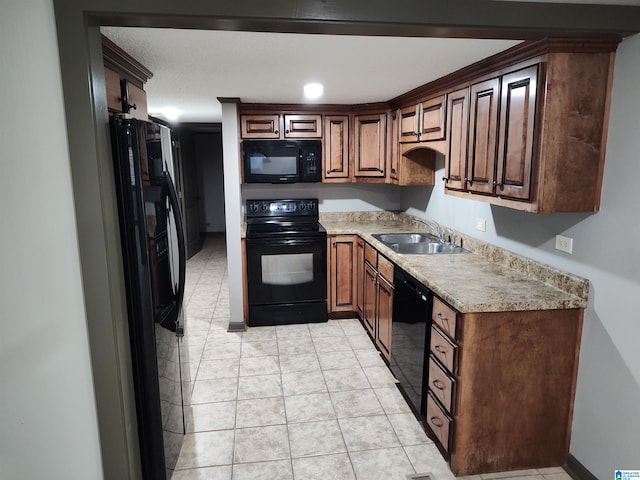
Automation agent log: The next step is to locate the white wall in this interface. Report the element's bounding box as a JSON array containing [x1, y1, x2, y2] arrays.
[[0, 1, 103, 479], [402, 33, 640, 478]]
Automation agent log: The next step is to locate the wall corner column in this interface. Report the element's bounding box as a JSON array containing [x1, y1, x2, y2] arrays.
[[220, 98, 247, 332]]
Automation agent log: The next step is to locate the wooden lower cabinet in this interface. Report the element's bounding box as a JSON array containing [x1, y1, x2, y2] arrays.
[[426, 297, 584, 475], [375, 273, 393, 358], [362, 243, 394, 360], [327, 235, 357, 313], [355, 237, 365, 317]]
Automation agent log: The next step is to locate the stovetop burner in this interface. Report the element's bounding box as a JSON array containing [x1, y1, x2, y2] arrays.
[[245, 199, 325, 239]]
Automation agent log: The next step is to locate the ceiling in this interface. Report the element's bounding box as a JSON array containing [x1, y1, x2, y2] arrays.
[[101, 0, 640, 124], [101, 27, 523, 123]]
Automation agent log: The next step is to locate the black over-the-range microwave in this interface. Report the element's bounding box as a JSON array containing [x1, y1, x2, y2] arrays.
[[242, 139, 322, 184]]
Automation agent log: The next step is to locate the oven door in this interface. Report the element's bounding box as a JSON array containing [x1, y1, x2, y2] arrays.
[[246, 236, 327, 306]]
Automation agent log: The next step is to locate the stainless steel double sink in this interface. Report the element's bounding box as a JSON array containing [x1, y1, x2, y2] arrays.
[[372, 232, 469, 255]]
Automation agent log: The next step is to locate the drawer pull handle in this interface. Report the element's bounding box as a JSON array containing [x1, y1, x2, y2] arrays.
[[430, 416, 444, 428], [432, 379, 447, 391], [436, 312, 448, 322], [434, 345, 447, 355]]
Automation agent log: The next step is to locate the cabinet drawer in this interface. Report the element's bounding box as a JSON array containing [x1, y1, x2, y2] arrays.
[[426, 392, 452, 452], [428, 355, 455, 413], [430, 326, 457, 374], [377, 254, 394, 283], [432, 297, 457, 339], [364, 243, 378, 267]]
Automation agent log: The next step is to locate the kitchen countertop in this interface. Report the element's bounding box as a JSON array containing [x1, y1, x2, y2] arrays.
[[320, 212, 589, 314]]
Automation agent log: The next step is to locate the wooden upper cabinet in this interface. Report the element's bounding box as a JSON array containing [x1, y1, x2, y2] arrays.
[[102, 35, 151, 120], [241, 114, 321, 139], [467, 77, 500, 195], [388, 109, 400, 181], [399, 104, 420, 143], [445, 88, 470, 191], [104, 69, 149, 120], [399, 94, 446, 143], [420, 95, 447, 141], [323, 115, 349, 181], [496, 65, 538, 201], [284, 114, 322, 138], [354, 113, 387, 178], [240, 114, 281, 139], [105, 67, 123, 112], [125, 82, 148, 121]]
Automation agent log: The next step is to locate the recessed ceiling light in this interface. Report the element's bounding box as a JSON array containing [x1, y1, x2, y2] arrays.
[[304, 83, 323, 100]]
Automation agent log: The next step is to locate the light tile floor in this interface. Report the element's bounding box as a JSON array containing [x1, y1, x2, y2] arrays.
[[170, 234, 573, 480]]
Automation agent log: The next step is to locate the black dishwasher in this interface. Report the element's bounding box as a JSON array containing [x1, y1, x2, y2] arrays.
[[390, 268, 432, 416]]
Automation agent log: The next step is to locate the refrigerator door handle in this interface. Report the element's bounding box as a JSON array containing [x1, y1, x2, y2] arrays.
[[163, 171, 187, 336]]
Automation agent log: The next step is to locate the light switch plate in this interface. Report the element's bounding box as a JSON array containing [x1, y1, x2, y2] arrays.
[[555, 234, 574, 254], [475, 218, 486, 232]]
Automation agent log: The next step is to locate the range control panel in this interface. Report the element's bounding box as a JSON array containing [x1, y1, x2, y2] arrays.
[[246, 199, 319, 218]]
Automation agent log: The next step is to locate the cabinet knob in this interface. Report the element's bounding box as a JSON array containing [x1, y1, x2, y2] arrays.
[[432, 379, 447, 391], [430, 416, 444, 428], [493, 180, 503, 188], [434, 345, 447, 355], [391, 168, 397, 173], [274, 130, 279, 135], [442, 176, 449, 182], [285, 130, 290, 134]]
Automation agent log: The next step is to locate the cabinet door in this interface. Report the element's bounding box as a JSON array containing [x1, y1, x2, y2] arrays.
[[241, 114, 281, 139], [323, 115, 350, 181], [376, 275, 394, 360], [354, 113, 387, 178], [355, 238, 365, 318], [399, 104, 420, 143], [496, 65, 538, 200], [105, 67, 123, 112], [420, 95, 446, 141], [467, 78, 500, 194], [388, 110, 400, 182], [445, 88, 469, 191], [126, 82, 148, 120], [328, 236, 356, 313], [284, 114, 322, 138], [363, 262, 377, 337]]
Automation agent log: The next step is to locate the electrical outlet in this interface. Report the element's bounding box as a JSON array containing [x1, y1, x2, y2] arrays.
[[555, 234, 574, 254], [475, 218, 486, 232]]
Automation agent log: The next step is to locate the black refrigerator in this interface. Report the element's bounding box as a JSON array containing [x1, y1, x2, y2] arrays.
[[110, 117, 187, 479]]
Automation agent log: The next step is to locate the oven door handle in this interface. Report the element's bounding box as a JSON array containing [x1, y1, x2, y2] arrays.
[[246, 237, 323, 247]]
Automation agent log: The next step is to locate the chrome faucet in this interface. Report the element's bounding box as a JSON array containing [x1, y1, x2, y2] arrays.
[[416, 219, 442, 238]]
